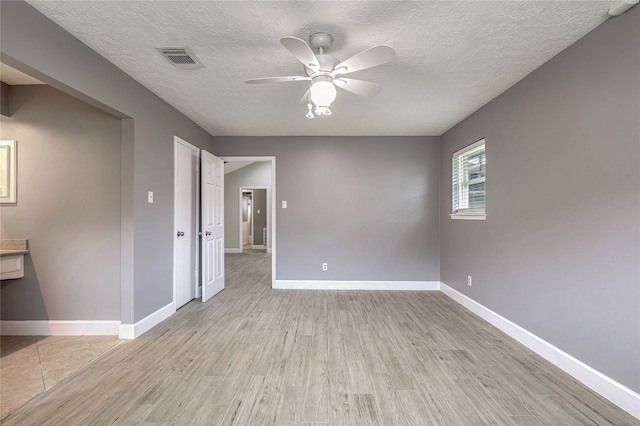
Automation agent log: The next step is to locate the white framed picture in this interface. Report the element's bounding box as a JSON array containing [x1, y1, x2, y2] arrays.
[[0, 140, 17, 204]]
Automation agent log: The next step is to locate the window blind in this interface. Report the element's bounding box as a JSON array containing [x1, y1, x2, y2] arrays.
[[452, 140, 485, 213]]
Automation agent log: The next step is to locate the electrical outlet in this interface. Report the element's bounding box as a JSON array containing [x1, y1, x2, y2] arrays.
[[468, 275, 472, 286], [148, 191, 154, 203], [322, 263, 328, 271], [282, 200, 287, 208]]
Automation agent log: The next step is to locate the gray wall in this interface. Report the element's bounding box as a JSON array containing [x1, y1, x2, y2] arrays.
[[440, 8, 640, 392], [224, 161, 272, 249], [1, 1, 214, 323], [1, 85, 121, 320], [252, 189, 267, 246], [213, 137, 440, 282]]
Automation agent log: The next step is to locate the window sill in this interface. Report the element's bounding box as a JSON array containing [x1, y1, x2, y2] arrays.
[[450, 212, 486, 221]]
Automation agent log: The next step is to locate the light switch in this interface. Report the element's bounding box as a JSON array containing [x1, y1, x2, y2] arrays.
[[282, 201, 287, 209], [148, 191, 154, 203]]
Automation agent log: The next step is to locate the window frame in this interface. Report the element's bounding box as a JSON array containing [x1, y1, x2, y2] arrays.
[[450, 138, 486, 221]]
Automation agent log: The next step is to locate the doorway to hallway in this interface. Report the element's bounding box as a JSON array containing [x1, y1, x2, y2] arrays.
[[222, 157, 276, 288], [241, 187, 268, 252]]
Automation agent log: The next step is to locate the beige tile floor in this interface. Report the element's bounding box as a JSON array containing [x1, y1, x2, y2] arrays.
[[0, 335, 122, 418]]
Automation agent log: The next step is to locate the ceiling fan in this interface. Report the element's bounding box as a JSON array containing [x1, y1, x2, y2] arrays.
[[246, 32, 395, 119]]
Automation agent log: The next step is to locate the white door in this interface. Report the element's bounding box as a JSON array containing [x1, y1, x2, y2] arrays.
[[201, 150, 224, 302], [175, 139, 199, 309]]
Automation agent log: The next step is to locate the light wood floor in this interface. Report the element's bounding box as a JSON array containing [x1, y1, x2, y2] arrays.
[[2, 251, 636, 425]]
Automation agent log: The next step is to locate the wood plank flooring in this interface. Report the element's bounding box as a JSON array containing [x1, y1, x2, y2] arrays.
[[2, 251, 637, 425]]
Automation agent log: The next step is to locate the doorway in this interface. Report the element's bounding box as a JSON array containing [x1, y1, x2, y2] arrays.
[[174, 139, 226, 306], [241, 190, 253, 249], [240, 187, 269, 251], [222, 157, 276, 287]]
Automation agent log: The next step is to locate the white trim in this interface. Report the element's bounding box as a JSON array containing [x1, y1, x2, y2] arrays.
[[450, 212, 486, 220], [221, 156, 276, 287], [1, 320, 120, 336], [118, 302, 175, 340], [0, 140, 17, 204], [274, 280, 440, 291], [440, 282, 640, 420], [225, 248, 242, 254], [251, 245, 266, 249], [452, 137, 485, 158], [174, 136, 200, 309], [267, 248, 272, 254]]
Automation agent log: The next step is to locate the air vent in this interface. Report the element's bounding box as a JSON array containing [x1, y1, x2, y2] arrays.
[[157, 47, 203, 68]]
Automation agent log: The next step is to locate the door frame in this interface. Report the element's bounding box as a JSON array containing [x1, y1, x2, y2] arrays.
[[173, 136, 200, 305], [222, 156, 276, 288], [239, 186, 270, 251]]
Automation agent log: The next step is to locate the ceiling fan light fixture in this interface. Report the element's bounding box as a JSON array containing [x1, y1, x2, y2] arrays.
[[310, 80, 337, 110]]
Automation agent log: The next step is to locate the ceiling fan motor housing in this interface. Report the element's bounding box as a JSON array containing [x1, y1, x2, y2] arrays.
[[305, 54, 340, 77]]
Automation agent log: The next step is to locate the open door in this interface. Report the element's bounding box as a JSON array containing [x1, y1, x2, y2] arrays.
[[201, 150, 224, 302]]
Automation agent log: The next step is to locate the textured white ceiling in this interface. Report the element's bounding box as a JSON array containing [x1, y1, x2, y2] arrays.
[[27, 1, 615, 136]]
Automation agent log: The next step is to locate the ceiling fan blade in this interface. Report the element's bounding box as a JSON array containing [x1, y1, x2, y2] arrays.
[[299, 88, 311, 105], [280, 36, 320, 70], [245, 76, 310, 84], [333, 45, 395, 75], [334, 78, 382, 97]]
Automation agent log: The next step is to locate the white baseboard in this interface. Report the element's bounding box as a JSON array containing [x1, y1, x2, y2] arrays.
[[267, 248, 272, 254], [1, 320, 120, 336], [274, 280, 440, 291], [118, 302, 175, 340], [224, 248, 242, 254], [251, 245, 266, 250], [440, 282, 640, 420]]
